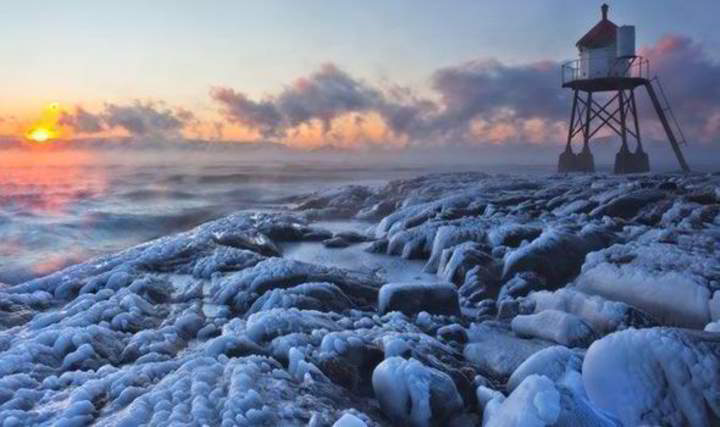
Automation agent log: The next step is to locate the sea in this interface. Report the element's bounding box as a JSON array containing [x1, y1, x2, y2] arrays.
[[0, 149, 514, 285]]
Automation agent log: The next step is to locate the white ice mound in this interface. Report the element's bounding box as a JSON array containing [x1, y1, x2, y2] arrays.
[[583, 327, 720, 426], [507, 346, 583, 393], [371, 357, 464, 427], [378, 282, 460, 316], [483, 373, 620, 427], [502, 227, 613, 288], [577, 238, 720, 328], [526, 288, 656, 335], [332, 413, 368, 427], [464, 322, 550, 380], [511, 309, 597, 347]]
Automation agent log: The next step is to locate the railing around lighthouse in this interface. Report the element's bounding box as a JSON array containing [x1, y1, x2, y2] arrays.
[[561, 55, 650, 85]]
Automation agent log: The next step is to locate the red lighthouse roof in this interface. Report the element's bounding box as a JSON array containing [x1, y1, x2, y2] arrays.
[[576, 4, 618, 49]]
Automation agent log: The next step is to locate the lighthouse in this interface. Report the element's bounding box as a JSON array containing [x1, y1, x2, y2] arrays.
[[558, 4, 690, 173]]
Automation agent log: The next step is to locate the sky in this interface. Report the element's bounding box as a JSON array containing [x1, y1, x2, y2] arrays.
[[1, 0, 719, 154]]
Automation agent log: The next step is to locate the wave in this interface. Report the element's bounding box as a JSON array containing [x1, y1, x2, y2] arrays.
[[118, 189, 198, 201]]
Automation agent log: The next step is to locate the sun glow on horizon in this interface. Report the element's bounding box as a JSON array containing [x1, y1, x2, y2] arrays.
[[26, 127, 57, 143], [24, 103, 63, 143]]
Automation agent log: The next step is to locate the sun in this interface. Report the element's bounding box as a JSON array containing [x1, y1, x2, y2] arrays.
[[27, 127, 56, 143]]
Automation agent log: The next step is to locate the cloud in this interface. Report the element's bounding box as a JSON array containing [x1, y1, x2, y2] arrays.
[[59, 101, 195, 138], [211, 64, 385, 137], [209, 87, 283, 137], [103, 102, 193, 136], [639, 35, 720, 143], [210, 61, 568, 146], [209, 34, 720, 149], [59, 107, 104, 133]]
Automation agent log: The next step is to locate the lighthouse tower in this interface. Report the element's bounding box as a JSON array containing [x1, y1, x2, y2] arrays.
[[558, 4, 690, 173]]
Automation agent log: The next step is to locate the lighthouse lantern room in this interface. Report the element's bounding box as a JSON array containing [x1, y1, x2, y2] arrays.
[[558, 4, 690, 173]]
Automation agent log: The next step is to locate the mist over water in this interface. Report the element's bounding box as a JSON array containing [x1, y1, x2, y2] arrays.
[[0, 149, 549, 285]]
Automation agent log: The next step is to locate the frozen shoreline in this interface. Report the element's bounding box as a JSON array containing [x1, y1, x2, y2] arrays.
[[1, 171, 719, 426]]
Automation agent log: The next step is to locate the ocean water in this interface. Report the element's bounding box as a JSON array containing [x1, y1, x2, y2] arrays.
[[1, 150, 507, 285]]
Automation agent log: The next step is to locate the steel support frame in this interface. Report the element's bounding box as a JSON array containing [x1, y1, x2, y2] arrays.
[[565, 88, 643, 151]]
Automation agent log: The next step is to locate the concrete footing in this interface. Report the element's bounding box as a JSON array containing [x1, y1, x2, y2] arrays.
[[614, 145, 650, 174], [559, 144, 649, 174], [557, 145, 595, 173]]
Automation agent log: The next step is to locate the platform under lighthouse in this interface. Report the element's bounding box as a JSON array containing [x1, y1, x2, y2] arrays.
[[558, 4, 690, 173]]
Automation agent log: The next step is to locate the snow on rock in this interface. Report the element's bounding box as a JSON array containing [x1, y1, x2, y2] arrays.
[[487, 223, 542, 248], [590, 189, 666, 219], [247, 282, 352, 314], [583, 327, 720, 427], [372, 357, 464, 427], [464, 322, 551, 381], [483, 374, 620, 427], [212, 257, 382, 313], [577, 237, 720, 328], [332, 412, 368, 427], [245, 308, 340, 343], [507, 346, 583, 393], [511, 310, 597, 348], [525, 288, 656, 335], [1, 172, 719, 425], [378, 282, 460, 316], [436, 242, 497, 287], [502, 226, 614, 289]]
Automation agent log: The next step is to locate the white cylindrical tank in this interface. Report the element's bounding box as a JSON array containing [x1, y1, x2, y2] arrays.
[[617, 26, 636, 58]]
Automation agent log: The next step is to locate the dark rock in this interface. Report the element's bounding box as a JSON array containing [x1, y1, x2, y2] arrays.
[[591, 189, 665, 219], [497, 272, 546, 302], [378, 282, 461, 316], [437, 324, 468, 344], [322, 237, 351, 248]]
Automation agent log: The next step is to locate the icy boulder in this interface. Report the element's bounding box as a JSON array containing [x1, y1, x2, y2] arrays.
[[436, 241, 496, 287], [590, 189, 665, 219], [526, 288, 657, 336], [378, 282, 460, 316], [511, 310, 597, 348], [502, 227, 612, 289], [487, 223, 542, 248], [583, 328, 720, 427], [247, 282, 352, 314], [295, 185, 375, 219], [483, 374, 620, 427], [213, 258, 382, 313], [464, 322, 550, 381], [425, 222, 489, 271], [507, 346, 583, 392], [332, 413, 368, 427], [577, 240, 719, 328], [372, 357, 464, 427], [245, 308, 340, 343]]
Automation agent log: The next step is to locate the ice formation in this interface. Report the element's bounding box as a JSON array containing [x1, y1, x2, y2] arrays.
[[1, 172, 719, 426]]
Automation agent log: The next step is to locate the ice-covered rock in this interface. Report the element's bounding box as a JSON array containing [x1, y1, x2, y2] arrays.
[[213, 257, 382, 313], [464, 322, 550, 381], [577, 239, 720, 328], [333, 413, 368, 427], [525, 288, 656, 335], [511, 310, 597, 347], [247, 282, 352, 314], [378, 282, 460, 316], [590, 189, 665, 219], [488, 223, 542, 248], [507, 346, 583, 392], [483, 374, 620, 427], [372, 357, 464, 427], [502, 227, 613, 289], [583, 327, 720, 427], [1, 172, 718, 425]]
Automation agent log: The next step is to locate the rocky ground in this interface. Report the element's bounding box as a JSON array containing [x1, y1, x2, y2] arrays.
[[1, 172, 720, 426]]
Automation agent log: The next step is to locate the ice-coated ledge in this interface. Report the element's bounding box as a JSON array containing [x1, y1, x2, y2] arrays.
[[0, 172, 719, 426]]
